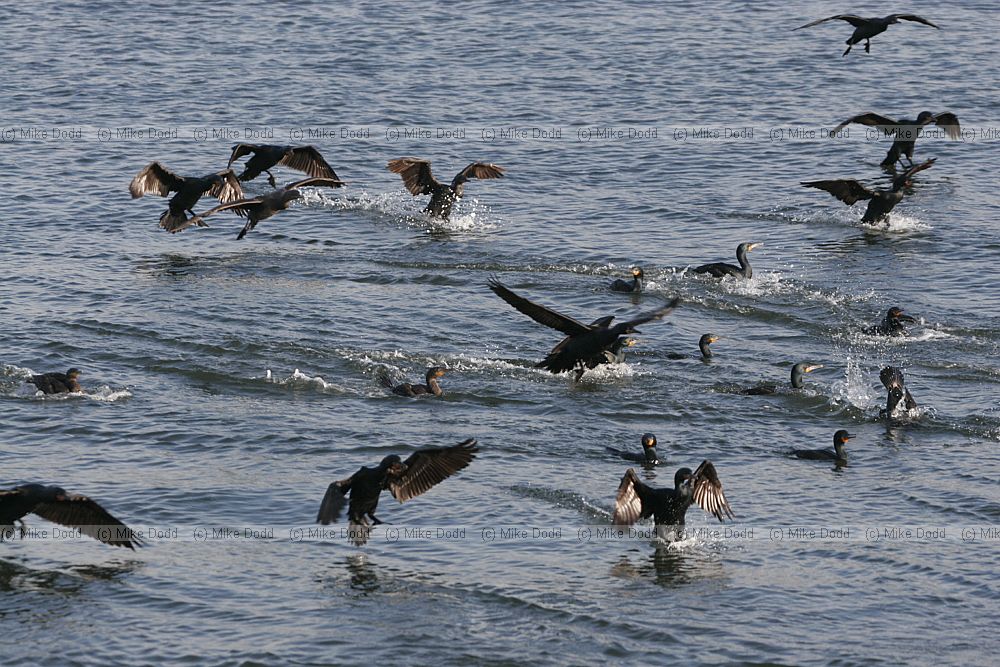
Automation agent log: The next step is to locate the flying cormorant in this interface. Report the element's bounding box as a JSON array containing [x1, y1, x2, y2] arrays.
[[387, 158, 505, 219], [129, 162, 243, 231], [793, 14, 939, 56], [830, 111, 960, 168], [227, 144, 341, 187], [802, 158, 934, 225]]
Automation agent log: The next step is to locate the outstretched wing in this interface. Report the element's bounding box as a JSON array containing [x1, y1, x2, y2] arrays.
[[129, 162, 183, 198], [387, 439, 479, 503], [279, 146, 341, 180], [227, 143, 257, 168], [452, 162, 505, 187], [900, 158, 935, 181], [387, 158, 439, 195], [932, 112, 961, 139], [619, 297, 680, 330], [284, 177, 346, 190], [801, 179, 876, 205], [830, 112, 900, 136], [209, 169, 245, 203], [690, 460, 734, 522], [793, 14, 868, 30], [612, 468, 653, 526], [487, 278, 592, 336], [316, 477, 353, 524], [32, 493, 141, 549], [890, 14, 939, 29]]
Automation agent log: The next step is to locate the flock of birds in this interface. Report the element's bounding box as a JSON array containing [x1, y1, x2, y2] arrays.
[[3, 12, 958, 550]]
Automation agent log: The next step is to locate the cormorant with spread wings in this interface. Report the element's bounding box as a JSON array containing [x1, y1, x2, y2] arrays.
[[613, 461, 734, 534], [129, 162, 243, 231], [793, 14, 939, 56], [388, 158, 505, 219], [802, 158, 934, 225], [830, 111, 960, 168], [227, 144, 341, 187]]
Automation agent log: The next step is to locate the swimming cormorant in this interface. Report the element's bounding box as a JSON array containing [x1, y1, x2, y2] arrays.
[[387, 158, 505, 219], [1, 483, 140, 549], [830, 111, 960, 168], [28, 368, 82, 394], [666, 334, 720, 361], [610, 268, 644, 293], [880, 366, 917, 417], [487, 278, 679, 381], [606, 433, 661, 465], [802, 158, 934, 225], [378, 367, 447, 397], [174, 177, 345, 238], [129, 162, 243, 231], [227, 144, 341, 187], [316, 439, 478, 546], [613, 461, 734, 534], [793, 14, 939, 56], [743, 362, 823, 395], [864, 307, 917, 336], [791, 430, 853, 462], [693, 242, 761, 279]]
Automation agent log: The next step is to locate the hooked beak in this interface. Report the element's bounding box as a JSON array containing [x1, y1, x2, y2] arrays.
[[843, 433, 855, 441], [804, 364, 824, 373], [748, 243, 762, 252]]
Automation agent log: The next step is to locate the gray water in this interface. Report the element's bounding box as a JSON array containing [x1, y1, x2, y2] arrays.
[[2, 1, 999, 665]]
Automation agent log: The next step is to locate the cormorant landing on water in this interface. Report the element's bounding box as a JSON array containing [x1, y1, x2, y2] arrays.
[[613, 461, 734, 537], [610, 268, 644, 293], [129, 162, 243, 231], [316, 439, 478, 546], [793, 13, 939, 56], [28, 368, 82, 394], [388, 158, 505, 219], [1, 483, 141, 549], [791, 430, 853, 463], [802, 159, 934, 225], [864, 306, 917, 336], [379, 367, 447, 397], [830, 111, 960, 168], [227, 144, 341, 187], [487, 278, 679, 382], [175, 177, 344, 238], [694, 243, 761, 279], [606, 433, 661, 465]]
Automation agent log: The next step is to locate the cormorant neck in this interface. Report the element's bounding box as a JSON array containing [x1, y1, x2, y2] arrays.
[[428, 378, 443, 396], [632, 276, 642, 291], [644, 447, 659, 463], [791, 368, 804, 388], [699, 341, 712, 358], [834, 442, 847, 459], [737, 249, 752, 278]]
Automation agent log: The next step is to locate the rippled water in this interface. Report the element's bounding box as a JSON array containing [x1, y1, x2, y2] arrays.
[[2, 1, 999, 665]]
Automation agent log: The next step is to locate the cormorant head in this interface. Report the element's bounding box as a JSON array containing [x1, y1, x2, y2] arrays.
[[16, 484, 67, 502], [916, 111, 935, 125], [379, 454, 405, 475], [623, 338, 637, 348], [737, 242, 762, 257], [834, 430, 853, 446], [699, 334, 720, 347], [632, 267, 644, 279], [641, 433, 657, 449], [66, 368, 82, 379], [425, 366, 447, 381], [886, 307, 916, 323], [791, 363, 823, 388], [673, 467, 693, 490]]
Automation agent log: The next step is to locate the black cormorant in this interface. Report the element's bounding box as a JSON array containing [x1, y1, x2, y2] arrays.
[[316, 439, 478, 545], [791, 430, 853, 462], [1, 483, 141, 549], [487, 278, 679, 381], [793, 13, 939, 56], [743, 362, 823, 395], [378, 367, 447, 397], [227, 144, 341, 187], [802, 158, 934, 225], [666, 334, 720, 361], [830, 111, 960, 168], [606, 433, 661, 465], [694, 242, 761, 279], [864, 307, 917, 336], [29, 368, 82, 394], [580, 337, 636, 380], [387, 158, 505, 219], [613, 461, 734, 535], [175, 177, 345, 238], [610, 268, 644, 293], [880, 366, 917, 417], [129, 162, 243, 231]]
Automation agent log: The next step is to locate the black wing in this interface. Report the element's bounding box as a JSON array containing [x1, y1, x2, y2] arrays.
[[932, 112, 961, 139], [284, 177, 346, 190], [129, 162, 183, 198], [32, 493, 141, 549], [612, 468, 652, 526], [487, 278, 592, 336], [387, 158, 439, 195], [387, 439, 479, 503], [830, 112, 900, 136], [619, 298, 680, 330], [208, 169, 245, 203], [316, 477, 353, 524], [279, 146, 341, 180], [227, 143, 258, 169], [690, 460, 734, 522], [801, 179, 876, 205], [165, 198, 263, 233], [793, 15, 868, 30], [452, 162, 505, 187], [890, 14, 939, 29]]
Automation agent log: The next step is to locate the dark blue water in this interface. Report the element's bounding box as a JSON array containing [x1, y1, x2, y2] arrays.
[[2, 1, 999, 665]]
